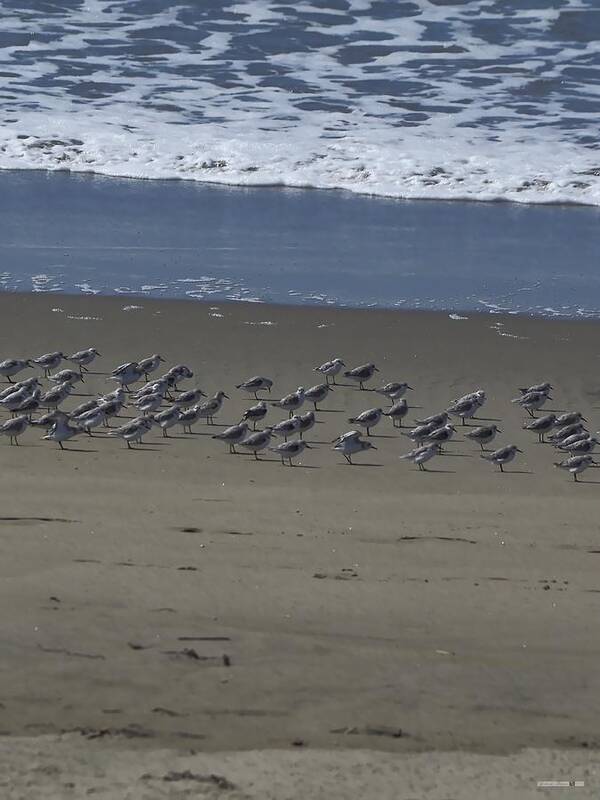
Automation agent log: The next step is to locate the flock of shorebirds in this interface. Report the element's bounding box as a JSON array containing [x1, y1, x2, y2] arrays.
[[0, 352, 595, 480]]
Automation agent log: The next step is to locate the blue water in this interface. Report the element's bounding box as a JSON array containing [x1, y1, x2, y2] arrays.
[[2, 170, 600, 318], [1, 0, 600, 204]]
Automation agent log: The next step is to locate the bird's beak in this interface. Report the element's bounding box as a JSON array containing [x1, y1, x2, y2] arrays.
[[517, 448, 523, 453], [582, 416, 588, 422], [374, 367, 380, 372], [224, 393, 230, 399], [371, 444, 378, 450], [159, 356, 165, 362], [341, 362, 346, 366], [200, 390, 207, 397], [305, 443, 312, 448], [80, 376, 85, 383], [497, 428, 502, 433], [407, 385, 414, 390], [548, 396, 553, 400]]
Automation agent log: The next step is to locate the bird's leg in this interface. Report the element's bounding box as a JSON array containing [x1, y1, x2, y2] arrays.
[[127, 441, 132, 449], [367, 427, 370, 436], [314, 403, 317, 411], [254, 452, 259, 461], [163, 428, 167, 438], [499, 463, 504, 472], [59, 441, 64, 450], [289, 458, 294, 467], [254, 392, 258, 400], [574, 473, 578, 482], [480, 442, 484, 452], [360, 381, 364, 390]]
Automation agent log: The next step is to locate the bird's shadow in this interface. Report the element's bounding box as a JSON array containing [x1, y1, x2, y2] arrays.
[[501, 469, 533, 474], [575, 478, 600, 484], [440, 452, 472, 458], [419, 468, 456, 474], [58, 447, 99, 453], [337, 462, 383, 468]]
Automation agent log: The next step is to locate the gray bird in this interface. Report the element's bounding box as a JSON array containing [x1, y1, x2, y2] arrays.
[[481, 444, 522, 472], [212, 423, 250, 454], [343, 362, 379, 390], [383, 399, 409, 428], [523, 413, 556, 443], [465, 424, 501, 451]]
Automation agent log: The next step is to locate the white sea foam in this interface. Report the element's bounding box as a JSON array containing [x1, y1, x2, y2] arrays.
[[0, 0, 599, 205]]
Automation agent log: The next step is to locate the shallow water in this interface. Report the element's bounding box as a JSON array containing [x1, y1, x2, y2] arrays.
[[1, 0, 600, 204], [2, 171, 600, 317]]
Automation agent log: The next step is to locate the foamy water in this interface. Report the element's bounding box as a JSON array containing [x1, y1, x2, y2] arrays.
[[2, 0, 600, 204]]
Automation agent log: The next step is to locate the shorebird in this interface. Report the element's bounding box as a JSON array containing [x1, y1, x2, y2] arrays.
[[512, 390, 550, 418], [134, 392, 163, 415], [455, 389, 486, 406], [465, 424, 501, 451], [343, 362, 378, 390], [348, 407, 382, 436], [134, 378, 170, 400], [40, 382, 73, 408], [49, 368, 84, 386], [549, 422, 586, 444], [375, 381, 413, 402], [238, 427, 274, 460], [75, 406, 108, 435], [270, 438, 311, 466], [272, 416, 301, 441], [0, 377, 40, 400], [558, 436, 599, 455], [138, 354, 166, 380], [399, 443, 440, 471], [447, 397, 480, 425], [166, 364, 194, 382], [236, 376, 273, 399], [383, 399, 409, 428], [16, 392, 42, 418], [0, 358, 32, 382], [424, 423, 456, 450], [314, 358, 345, 384], [404, 421, 439, 443], [98, 397, 126, 426], [177, 405, 204, 433], [414, 411, 449, 428], [67, 347, 100, 373], [0, 414, 28, 445], [196, 391, 228, 424], [0, 386, 35, 413], [101, 387, 127, 405], [32, 351, 63, 377], [240, 400, 268, 430], [554, 432, 589, 449], [275, 387, 305, 418], [518, 382, 552, 396], [109, 417, 154, 448], [108, 362, 144, 390], [523, 413, 557, 442], [333, 433, 375, 464], [481, 444, 522, 472], [212, 422, 249, 453], [175, 388, 207, 408], [69, 398, 99, 419], [31, 410, 63, 430], [295, 410, 316, 439], [304, 383, 333, 410], [43, 415, 80, 449], [554, 454, 598, 482], [153, 404, 181, 437], [555, 411, 586, 428]]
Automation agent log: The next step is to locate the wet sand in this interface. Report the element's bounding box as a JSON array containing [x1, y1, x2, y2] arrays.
[[0, 292, 599, 797]]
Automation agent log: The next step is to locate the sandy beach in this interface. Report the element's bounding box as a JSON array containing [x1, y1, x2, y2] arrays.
[[1, 292, 600, 797]]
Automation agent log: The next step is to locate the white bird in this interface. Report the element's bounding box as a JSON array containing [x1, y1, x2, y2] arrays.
[[375, 381, 413, 402], [31, 410, 63, 429], [134, 392, 163, 415], [559, 436, 599, 455], [108, 362, 144, 390], [196, 391, 228, 424], [424, 423, 456, 450], [511, 391, 550, 418], [333, 434, 376, 464], [269, 438, 311, 466], [275, 387, 305, 418], [240, 400, 268, 430], [343, 362, 379, 390], [519, 382, 552, 396], [153, 404, 181, 436], [0, 386, 35, 412], [175, 388, 207, 409], [465, 424, 501, 451], [272, 416, 302, 441], [332, 430, 363, 445], [98, 398, 126, 426], [314, 358, 345, 385], [48, 368, 84, 385], [404, 421, 439, 443], [454, 389, 486, 407], [554, 454, 598, 482], [0, 414, 29, 445], [238, 427, 274, 460], [43, 415, 79, 449], [549, 422, 587, 444], [295, 410, 316, 439], [383, 399, 409, 428], [523, 413, 557, 443], [481, 444, 522, 472], [447, 397, 480, 425], [399, 443, 440, 471], [212, 422, 250, 454], [15, 392, 42, 418], [67, 347, 100, 373], [304, 383, 333, 410], [555, 411, 586, 428], [134, 378, 170, 400], [75, 406, 108, 435], [69, 398, 99, 419], [0, 377, 40, 400], [101, 387, 128, 405], [138, 354, 166, 380], [32, 351, 63, 377], [347, 407, 382, 436], [165, 364, 194, 384], [40, 382, 73, 408], [0, 359, 32, 382], [177, 405, 204, 434], [236, 376, 273, 399], [554, 432, 589, 450], [109, 417, 154, 448], [414, 411, 449, 428]]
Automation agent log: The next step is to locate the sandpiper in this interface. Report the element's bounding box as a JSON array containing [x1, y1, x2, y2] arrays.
[[304, 383, 333, 410], [238, 427, 274, 460], [109, 362, 144, 390], [375, 381, 413, 402], [0, 414, 28, 445], [512, 391, 550, 418], [240, 400, 268, 430], [32, 351, 63, 377], [333, 434, 375, 464], [69, 398, 99, 419], [109, 417, 154, 448], [134, 392, 163, 415], [519, 382, 552, 396], [40, 382, 73, 408], [447, 397, 480, 425], [425, 423, 456, 450], [175, 388, 207, 408], [236, 376, 273, 399], [558, 436, 599, 455], [212, 422, 250, 453], [153, 404, 181, 437], [196, 391, 228, 424], [275, 387, 305, 418], [270, 438, 311, 466], [414, 411, 449, 428], [481, 444, 522, 472], [343, 362, 378, 390], [177, 405, 204, 433], [67, 347, 100, 373], [272, 416, 301, 441], [554, 454, 598, 482], [0, 359, 32, 382], [348, 407, 382, 436], [314, 358, 345, 384], [555, 411, 586, 428], [138, 354, 166, 380], [383, 399, 408, 428], [404, 421, 439, 443], [399, 443, 440, 471], [49, 368, 84, 386], [523, 413, 557, 442], [465, 424, 501, 451], [75, 406, 108, 435], [43, 415, 80, 449], [295, 410, 316, 439], [549, 422, 586, 444]]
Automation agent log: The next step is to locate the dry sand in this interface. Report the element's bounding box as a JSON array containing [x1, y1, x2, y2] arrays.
[[1, 293, 599, 797]]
